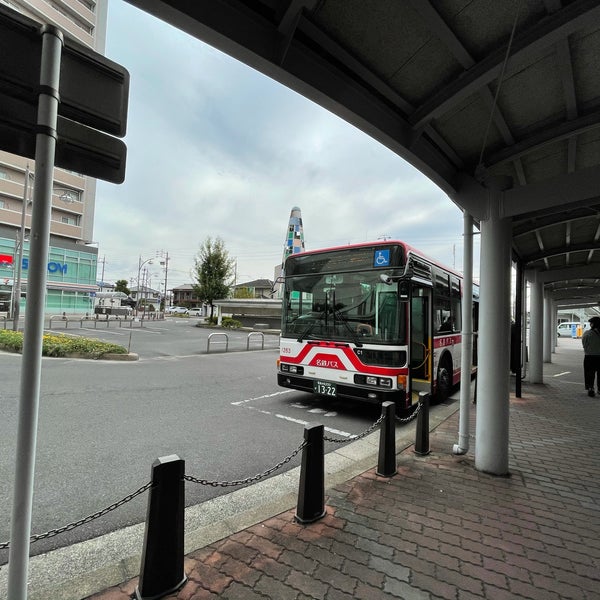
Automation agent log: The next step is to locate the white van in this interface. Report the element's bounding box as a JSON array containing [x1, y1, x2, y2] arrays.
[[557, 321, 589, 337]]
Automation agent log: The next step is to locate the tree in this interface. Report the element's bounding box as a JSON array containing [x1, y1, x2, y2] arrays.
[[114, 279, 130, 296], [192, 236, 235, 318]]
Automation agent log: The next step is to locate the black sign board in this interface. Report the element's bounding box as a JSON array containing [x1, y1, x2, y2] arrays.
[[0, 92, 126, 182], [0, 4, 128, 182]]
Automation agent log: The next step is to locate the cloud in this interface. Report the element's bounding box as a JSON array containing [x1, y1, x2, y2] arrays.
[[95, 1, 477, 291]]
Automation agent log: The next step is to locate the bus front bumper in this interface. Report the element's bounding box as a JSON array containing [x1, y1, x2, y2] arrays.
[[277, 373, 407, 406]]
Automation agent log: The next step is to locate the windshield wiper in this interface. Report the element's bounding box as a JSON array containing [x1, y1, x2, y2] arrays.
[[332, 308, 363, 347], [297, 311, 327, 342]]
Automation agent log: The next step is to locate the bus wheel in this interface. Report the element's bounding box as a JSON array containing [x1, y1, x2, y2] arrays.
[[436, 360, 452, 403]]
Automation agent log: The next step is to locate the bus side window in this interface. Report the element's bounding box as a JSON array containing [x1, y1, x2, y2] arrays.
[[451, 277, 461, 331], [433, 268, 451, 332]]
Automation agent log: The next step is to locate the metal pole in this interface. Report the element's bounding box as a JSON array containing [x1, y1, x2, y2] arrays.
[[136, 255, 141, 318], [515, 259, 524, 398], [12, 165, 31, 331], [162, 251, 169, 312], [8, 25, 63, 600], [454, 211, 474, 455]]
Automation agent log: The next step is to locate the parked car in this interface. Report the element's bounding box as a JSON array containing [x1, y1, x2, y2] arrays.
[[556, 321, 589, 337], [188, 306, 204, 316], [171, 306, 189, 315]]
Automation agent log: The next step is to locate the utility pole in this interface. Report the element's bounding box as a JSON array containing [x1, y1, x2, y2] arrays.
[[12, 165, 33, 331], [98, 255, 106, 286], [157, 249, 169, 310]]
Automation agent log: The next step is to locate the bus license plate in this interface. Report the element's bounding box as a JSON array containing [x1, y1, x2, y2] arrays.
[[314, 380, 336, 397]]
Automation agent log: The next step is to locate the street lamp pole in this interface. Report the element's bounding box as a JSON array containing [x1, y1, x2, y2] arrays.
[[12, 165, 33, 331], [137, 255, 153, 318]]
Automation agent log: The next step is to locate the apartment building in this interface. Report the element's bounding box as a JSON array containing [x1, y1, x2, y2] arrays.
[[0, 0, 108, 315]]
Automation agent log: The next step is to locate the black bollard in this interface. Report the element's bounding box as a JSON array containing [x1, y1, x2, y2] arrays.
[[295, 423, 326, 523], [376, 401, 397, 477], [136, 455, 187, 600], [414, 391, 430, 456]]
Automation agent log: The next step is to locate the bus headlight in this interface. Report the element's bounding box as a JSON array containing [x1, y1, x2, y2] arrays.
[[281, 363, 304, 375], [354, 375, 393, 388]]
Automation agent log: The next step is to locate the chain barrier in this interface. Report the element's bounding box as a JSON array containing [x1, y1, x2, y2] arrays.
[[0, 401, 425, 550], [395, 400, 422, 423], [323, 399, 422, 444], [324, 412, 385, 444], [184, 440, 307, 488], [0, 481, 152, 551]]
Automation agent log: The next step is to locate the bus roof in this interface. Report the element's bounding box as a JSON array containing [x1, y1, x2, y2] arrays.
[[285, 240, 465, 279]]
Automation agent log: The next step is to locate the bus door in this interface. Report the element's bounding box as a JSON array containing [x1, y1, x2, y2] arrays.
[[410, 285, 433, 401]]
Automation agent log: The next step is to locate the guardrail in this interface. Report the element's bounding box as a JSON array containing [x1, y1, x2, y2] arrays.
[[46, 314, 152, 330], [206, 332, 228, 353], [246, 331, 264, 350]]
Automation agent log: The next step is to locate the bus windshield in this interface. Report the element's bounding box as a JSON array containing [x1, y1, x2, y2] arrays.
[[282, 271, 405, 345]]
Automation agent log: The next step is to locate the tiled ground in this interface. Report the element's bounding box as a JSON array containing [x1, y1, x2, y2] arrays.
[[88, 341, 600, 599]]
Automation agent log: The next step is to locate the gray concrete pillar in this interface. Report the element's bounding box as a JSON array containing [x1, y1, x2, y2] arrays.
[[543, 294, 552, 363], [551, 300, 558, 354], [529, 278, 544, 383], [475, 211, 512, 476]]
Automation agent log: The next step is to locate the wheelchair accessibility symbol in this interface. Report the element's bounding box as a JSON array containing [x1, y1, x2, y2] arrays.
[[374, 249, 390, 267]]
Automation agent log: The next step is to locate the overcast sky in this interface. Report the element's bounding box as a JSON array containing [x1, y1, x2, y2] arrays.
[[95, 1, 479, 292]]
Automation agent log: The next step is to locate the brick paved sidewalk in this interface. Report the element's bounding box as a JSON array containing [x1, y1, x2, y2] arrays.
[[88, 363, 600, 600]]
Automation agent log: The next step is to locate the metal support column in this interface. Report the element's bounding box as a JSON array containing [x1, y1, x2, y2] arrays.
[[454, 211, 474, 455], [514, 259, 524, 398], [475, 208, 511, 476], [529, 276, 544, 383], [543, 293, 552, 363]]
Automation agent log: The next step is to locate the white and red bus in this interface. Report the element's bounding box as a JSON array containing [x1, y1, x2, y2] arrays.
[[277, 240, 478, 408]]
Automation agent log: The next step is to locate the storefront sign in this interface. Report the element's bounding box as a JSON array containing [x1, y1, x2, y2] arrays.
[[21, 258, 68, 274]]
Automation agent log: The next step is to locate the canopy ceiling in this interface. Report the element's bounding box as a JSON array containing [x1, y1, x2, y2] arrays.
[[125, 0, 600, 311]]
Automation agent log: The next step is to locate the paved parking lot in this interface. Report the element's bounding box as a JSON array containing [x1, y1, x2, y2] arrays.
[[43, 316, 281, 358]]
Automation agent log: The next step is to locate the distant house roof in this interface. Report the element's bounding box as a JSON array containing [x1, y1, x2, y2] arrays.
[[172, 284, 195, 291], [234, 279, 273, 289]]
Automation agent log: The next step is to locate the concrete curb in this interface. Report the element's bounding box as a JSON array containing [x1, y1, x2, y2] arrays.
[[0, 400, 459, 600]]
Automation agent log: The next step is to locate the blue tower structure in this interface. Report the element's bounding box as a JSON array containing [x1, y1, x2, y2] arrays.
[[277, 206, 305, 296]]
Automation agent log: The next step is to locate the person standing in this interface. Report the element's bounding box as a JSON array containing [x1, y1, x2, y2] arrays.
[[582, 316, 600, 397]]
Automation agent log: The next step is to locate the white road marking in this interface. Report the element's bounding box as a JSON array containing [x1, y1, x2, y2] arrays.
[[275, 414, 354, 437], [553, 371, 571, 377], [231, 390, 293, 406]]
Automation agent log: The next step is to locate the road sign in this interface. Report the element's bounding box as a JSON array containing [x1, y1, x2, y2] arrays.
[[0, 4, 128, 182], [0, 4, 129, 135], [0, 90, 126, 183]]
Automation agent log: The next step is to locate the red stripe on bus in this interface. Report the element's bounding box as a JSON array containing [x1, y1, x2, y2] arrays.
[[281, 343, 405, 376]]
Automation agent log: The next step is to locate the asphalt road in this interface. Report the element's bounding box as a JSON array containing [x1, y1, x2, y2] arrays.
[[0, 318, 385, 562]]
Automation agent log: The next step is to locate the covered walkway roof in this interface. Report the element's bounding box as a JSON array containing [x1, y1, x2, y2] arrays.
[[126, 0, 600, 309]]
